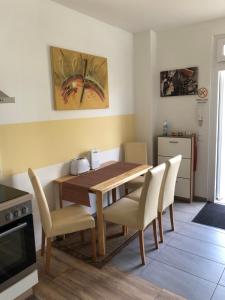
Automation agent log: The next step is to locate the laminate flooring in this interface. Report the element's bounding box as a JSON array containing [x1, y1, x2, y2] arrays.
[[34, 248, 185, 300], [34, 201, 225, 300]]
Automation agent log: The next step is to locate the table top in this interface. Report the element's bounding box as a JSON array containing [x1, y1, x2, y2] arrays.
[[54, 161, 151, 194], [90, 164, 150, 193]]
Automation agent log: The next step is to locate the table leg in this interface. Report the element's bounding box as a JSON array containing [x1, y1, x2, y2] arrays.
[[123, 225, 128, 236], [112, 188, 117, 203], [96, 191, 105, 256], [59, 183, 63, 208]]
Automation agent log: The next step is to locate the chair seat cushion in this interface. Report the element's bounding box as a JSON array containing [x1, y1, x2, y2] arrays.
[[127, 187, 142, 202], [126, 176, 145, 190], [50, 205, 95, 237], [104, 197, 139, 229]]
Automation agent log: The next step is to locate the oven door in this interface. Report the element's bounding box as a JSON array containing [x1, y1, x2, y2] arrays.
[[0, 214, 36, 291]]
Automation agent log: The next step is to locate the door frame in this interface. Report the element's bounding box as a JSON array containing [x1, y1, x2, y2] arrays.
[[208, 34, 225, 202]]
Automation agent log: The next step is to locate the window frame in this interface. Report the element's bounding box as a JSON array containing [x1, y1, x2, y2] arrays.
[[217, 38, 225, 62]]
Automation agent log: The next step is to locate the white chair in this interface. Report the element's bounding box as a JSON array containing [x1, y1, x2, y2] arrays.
[[127, 155, 182, 243], [157, 155, 182, 242], [124, 142, 148, 193], [103, 164, 166, 265], [28, 168, 96, 273]]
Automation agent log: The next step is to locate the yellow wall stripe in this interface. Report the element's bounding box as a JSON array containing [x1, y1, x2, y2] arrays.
[[0, 114, 135, 177]]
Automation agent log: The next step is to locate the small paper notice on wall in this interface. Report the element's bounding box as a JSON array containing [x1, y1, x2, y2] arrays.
[[0, 90, 15, 103]]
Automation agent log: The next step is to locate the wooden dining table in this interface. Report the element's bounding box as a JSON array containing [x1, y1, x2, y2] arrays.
[[54, 161, 151, 256]]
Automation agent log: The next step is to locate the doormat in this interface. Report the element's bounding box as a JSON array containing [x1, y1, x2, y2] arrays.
[[52, 222, 138, 268], [192, 202, 225, 230]]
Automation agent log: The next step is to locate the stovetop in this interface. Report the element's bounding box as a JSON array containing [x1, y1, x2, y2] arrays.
[[0, 184, 28, 204]]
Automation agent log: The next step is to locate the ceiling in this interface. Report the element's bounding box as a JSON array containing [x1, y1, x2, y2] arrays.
[[53, 0, 225, 32]]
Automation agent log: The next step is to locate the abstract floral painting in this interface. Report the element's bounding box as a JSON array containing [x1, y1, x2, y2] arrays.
[[51, 47, 109, 110]]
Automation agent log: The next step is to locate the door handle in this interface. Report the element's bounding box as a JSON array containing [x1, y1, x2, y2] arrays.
[[0, 222, 27, 239], [169, 141, 178, 144]]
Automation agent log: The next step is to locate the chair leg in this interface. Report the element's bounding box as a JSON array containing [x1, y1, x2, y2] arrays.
[[91, 228, 97, 262], [158, 212, 164, 243], [122, 225, 128, 236], [152, 219, 158, 249], [41, 228, 45, 256], [45, 238, 51, 273], [169, 203, 175, 231], [80, 231, 85, 243], [125, 187, 129, 195], [138, 230, 146, 265]]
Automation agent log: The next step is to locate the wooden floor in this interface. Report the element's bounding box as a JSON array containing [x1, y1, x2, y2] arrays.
[[34, 248, 185, 300], [33, 200, 225, 300]]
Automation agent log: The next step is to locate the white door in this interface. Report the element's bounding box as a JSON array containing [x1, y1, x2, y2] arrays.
[[209, 36, 225, 202], [216, 70, 225, 202]]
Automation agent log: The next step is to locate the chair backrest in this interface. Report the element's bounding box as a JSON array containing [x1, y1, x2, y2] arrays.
[[138, 163, 166, 230], [28, 168, 52, 235], [124, 142, 148, 165], [158, 155, 182, 212]]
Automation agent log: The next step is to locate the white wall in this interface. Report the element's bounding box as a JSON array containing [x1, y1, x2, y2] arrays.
[[4, 0, 225, 250], [0, 0, 134, 125], [135, 18, 225, 199], [0, 0, 134, 250], [156, 19, 225, 199]]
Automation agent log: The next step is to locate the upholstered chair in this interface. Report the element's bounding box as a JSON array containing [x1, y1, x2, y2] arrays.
[[28, 168, 96, 273], [103, 163, 166, 265], [127, 155, 182, 243], [157, 155, 182, 242], [124, 142, 148, 193]]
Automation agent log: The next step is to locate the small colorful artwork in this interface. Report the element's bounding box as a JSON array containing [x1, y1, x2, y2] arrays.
[[51, 47, 109, 110], [160, 67, 198, 97]]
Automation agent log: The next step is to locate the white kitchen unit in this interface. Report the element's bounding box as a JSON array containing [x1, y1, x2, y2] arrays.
[[0, 271, 38, 300], [157, 135, 195, 202]]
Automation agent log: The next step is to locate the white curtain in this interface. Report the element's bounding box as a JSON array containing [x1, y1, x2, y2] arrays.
[[216, 70, 225, 200]]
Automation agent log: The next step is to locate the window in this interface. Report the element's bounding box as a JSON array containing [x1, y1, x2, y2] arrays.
[[217, 38, 225, 62]]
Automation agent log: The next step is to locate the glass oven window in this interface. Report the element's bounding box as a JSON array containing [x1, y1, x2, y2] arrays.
[[0, 214, 36, 284]]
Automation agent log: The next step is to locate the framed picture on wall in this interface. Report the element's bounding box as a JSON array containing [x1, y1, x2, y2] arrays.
[[160, 67, 198, 97], [51, 46, 109, 110]]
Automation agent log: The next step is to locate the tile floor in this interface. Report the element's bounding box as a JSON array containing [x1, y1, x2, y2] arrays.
[[109, 201, 225, 300]]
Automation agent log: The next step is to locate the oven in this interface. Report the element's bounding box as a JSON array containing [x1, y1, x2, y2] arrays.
[[0, 201, 36, 293]]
